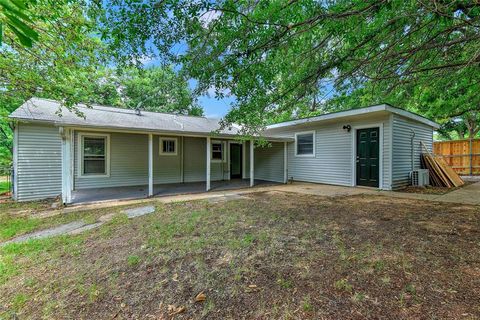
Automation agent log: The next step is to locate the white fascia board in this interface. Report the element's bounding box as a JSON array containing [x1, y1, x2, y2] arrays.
[[384, 106, 440, 129], [266, 104, 440, 130]]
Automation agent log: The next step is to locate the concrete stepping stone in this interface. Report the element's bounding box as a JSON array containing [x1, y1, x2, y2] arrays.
[[66, 222, 103, 235], [2, 221, 87, 245], [2, 205, 157, 246], [207, 194, 248, 203], [123, 205, 155, 218]]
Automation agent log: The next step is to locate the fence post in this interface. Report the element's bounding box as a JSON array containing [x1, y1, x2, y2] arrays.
[[470, 138, 473, 176]]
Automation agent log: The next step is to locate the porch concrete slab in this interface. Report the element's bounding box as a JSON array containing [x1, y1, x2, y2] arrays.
[[71, 179, 277, 204], [72, 185, 149, 204]]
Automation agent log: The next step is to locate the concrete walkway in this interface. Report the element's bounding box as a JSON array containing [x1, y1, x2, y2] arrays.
[[256, 181, 480, 205], [422, 181, 480, 205], [33, 180, 480, 219]]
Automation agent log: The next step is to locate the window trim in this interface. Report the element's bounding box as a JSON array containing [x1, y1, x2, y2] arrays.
[[294, 131, 316, 157], [211, 140, 226, 163], [159, 137, 178, 156], [78, 132, 110, 178]]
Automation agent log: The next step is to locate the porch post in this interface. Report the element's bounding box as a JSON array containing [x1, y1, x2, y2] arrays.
[[250, 139, 254, 187], [148, 134, 153, 197], [12, 125, 18, 200], [242, 141, 246, 179], [284, 141, 288, 184], [206, 136, 211, 191], [181, 136, 184, 183], [60, 127, 72, 204]]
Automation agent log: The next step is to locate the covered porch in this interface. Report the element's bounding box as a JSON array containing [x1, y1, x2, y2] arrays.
[[60, 126, 291, 205], [71, 179, 278, 204]]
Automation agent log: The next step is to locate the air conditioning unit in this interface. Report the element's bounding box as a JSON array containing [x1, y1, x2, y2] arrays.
[[411, 169, 429, 186]]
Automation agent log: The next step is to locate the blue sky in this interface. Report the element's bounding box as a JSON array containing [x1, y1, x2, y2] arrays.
[[197, 94, 234, 118], [141, 38, 234, 118]]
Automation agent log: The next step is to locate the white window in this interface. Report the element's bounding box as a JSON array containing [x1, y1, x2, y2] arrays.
[[211, 141, 225, 162], [160, 138, 178, 155], [79, 133, 110, 177], [295, 131, 315, 157]]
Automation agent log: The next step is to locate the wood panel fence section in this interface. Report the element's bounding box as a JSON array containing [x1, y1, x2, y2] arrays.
[[433, 139, 480, 175]]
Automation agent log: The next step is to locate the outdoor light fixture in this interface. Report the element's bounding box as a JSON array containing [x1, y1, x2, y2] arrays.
[[343, 124, 351, 132]]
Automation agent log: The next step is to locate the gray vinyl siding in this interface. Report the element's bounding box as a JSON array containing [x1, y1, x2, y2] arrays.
[[154, 136, 182, 184], [180, 137, 228, 183], [183, 137, 206, 182], [75, 134, 232, 188], [391, 114, 433, 189], [269, 115, 392, 189], [254, 142, 284, 183], [16, 124, 62, 201], [74, 131, 148, 189]]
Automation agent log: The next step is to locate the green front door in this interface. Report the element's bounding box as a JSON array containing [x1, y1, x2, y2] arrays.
[[356, 127, 379, 187]]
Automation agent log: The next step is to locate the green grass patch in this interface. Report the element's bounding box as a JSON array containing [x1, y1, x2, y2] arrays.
[[334, 278, 353, 293], [12, 293, 29, 311], [0, 236, 84, 285], [0, 217, 42, 240], [277, 277, 293, 289], [0, 180, 9, 194], [302, 296, 313, 312], [127, 255, 140, 266]]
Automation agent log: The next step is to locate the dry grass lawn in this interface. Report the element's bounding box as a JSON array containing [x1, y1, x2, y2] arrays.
[[1, 191, 479, 319]]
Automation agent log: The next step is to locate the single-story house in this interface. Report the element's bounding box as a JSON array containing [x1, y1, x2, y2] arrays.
[[9, 98, 439, 203]]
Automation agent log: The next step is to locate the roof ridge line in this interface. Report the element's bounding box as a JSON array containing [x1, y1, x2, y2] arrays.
[[29, 97, 211, 120]]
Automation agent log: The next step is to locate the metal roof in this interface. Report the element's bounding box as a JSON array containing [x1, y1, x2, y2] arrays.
[[266, 104, 440, 130]]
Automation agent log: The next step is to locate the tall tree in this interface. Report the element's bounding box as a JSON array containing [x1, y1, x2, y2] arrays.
[[101, 0, 480, 134], [120, 67, 203, 115], [0, 0, 106, 165]]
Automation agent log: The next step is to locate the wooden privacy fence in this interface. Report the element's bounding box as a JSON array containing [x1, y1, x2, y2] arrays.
[[433, 139, 480, 175]]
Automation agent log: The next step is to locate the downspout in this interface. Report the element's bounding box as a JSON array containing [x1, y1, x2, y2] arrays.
[[410, 129, 416, 185], [410, 129, 416, 172]]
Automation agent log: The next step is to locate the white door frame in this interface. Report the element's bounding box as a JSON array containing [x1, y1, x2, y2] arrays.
[[351, 123, 384, 189]]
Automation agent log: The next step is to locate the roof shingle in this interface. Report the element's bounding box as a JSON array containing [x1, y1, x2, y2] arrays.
[[10, 97, 242, 136]]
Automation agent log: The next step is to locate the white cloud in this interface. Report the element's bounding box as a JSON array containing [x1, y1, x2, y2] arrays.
[[199, 10, 222, 26], [206, 85, 231, 97], [131, 55, 155, 66]]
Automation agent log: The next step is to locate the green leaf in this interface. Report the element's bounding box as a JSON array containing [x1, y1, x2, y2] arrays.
[[0, 0, 33, 22], [5, 13, 38, 40], [7, 23, 32, 47], [10, 0, 28, 10]]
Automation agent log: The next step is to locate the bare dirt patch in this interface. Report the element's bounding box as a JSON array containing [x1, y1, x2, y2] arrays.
[[1, 192, 479, 319], [400, 181, 474, 195]]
